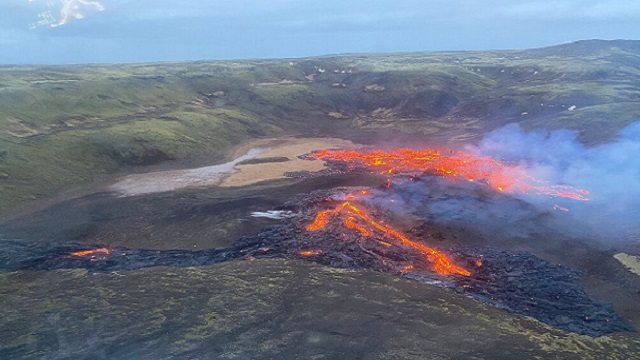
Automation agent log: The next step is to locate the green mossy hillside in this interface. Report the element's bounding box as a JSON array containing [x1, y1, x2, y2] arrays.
[[1, 40, 639, 212]]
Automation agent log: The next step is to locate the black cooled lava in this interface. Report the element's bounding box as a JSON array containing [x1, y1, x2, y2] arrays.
[[0, 188, 632, 336]]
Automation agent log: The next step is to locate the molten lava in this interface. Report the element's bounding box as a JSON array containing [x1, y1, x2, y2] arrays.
[[307, 148, 589, 200], [70, 248, 110, 257], [300, 250, 323, 256], [306, 198, 470, 276]]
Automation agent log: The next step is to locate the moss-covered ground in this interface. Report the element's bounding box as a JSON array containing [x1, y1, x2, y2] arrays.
[[1, 259, 638, 360], [1, 40, 639, 212]]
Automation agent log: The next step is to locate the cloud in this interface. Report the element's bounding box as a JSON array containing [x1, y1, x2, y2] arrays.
[[4, 0, 640, 32], [116, 0, 299, 21], [490, 0, 640, 20], [0, 29, 33, 44], [275, 10, 418, 33], [1, 0, 639, 63]]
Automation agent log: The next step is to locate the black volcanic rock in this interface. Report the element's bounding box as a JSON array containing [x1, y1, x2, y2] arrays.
[[1, 187, 632, 336]]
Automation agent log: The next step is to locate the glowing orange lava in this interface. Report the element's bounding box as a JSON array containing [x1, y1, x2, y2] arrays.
[[306, 199, 470, 276], [70, 248, 109, 257], [300, 250, 323, 256], [307, 148, 589, 200]]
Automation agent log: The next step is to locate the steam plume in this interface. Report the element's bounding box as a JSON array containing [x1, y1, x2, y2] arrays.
[[467, 122, 640, 245], [364, 122, 640, 247]]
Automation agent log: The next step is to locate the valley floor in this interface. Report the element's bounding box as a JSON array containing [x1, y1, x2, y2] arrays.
[[109, 137, 355, 196]]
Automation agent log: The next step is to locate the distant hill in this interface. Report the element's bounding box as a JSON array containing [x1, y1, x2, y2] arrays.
[[0, 39, 639, 212], [524, 39, 640, 58]]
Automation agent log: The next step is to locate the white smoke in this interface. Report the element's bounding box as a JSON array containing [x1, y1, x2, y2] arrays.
[[465, 122, 640, 244], [363, 122, 640, 248]]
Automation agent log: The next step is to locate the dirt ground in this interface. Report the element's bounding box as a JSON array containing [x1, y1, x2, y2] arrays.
[[615, 253, 640, 276], [107, 137, 355, 196], [220, 137, 355, 187]]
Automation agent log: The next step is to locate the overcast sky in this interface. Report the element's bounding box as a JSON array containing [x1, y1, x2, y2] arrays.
[[0, 0, 638, 65]]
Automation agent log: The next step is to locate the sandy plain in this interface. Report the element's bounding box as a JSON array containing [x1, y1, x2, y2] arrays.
[[109, 137, 356, 196]]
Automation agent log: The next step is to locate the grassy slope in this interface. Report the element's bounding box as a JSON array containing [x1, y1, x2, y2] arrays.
[[0, 40, 639, 212], [1, 260, 638, 359]]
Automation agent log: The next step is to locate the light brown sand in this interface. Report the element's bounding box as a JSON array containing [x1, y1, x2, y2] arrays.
[[109, 137, 355, 196], [220, 138, 355, 187], [614, 253, 640, 276]]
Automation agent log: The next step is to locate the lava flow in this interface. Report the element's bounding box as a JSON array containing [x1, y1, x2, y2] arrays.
[[306, 148, 589, 200], [306, 195, 471, 277], [70, 247, 110, 258]]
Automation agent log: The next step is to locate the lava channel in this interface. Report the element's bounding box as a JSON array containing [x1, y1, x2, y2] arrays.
[[306, 194, 471, 277]]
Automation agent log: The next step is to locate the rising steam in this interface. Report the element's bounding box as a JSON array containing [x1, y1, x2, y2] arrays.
[[304, 122, 639, 247], [377, 122, 640, 247], [467, 122, 640, 243]]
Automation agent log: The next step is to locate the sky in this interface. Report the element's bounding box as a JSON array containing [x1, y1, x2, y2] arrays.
[[0, 0, 638, 65]]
